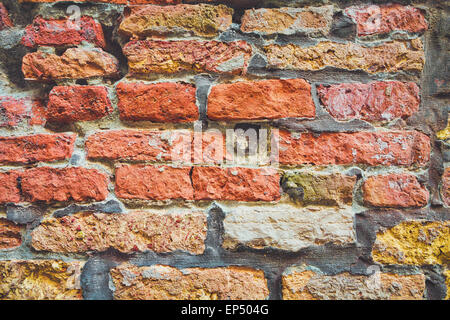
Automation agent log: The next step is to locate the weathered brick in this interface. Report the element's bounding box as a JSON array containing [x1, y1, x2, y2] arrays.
[[0, 171, 21, 204], [282, 266, 425, 300], [0, 3, 12, 30], [22, 16, 105, 48], [31, 211, 206, 254], [192, 167, 280, 201], [86, 130, 192, 162], [223, 205, 355, 251], [119, 4, 233, 38], [0, 218, 22, 249], [22, 48, 119, 80], [115, 165, 193, 200], [363, 174, 429, 208], [437, 117, 449, 141], [47, 86, 112, 123], [445, 269, 450, 300], [123, 40, 252, 75], [265, 40, 424, 74], [0, 133, 76, 164], [20, 167, 108, 202], [0, 96, 46, 127], [282, 172, 356, 206], [278, 130, 430, 166], [241, 6, 333, 36], [207, 79, 315, 121], [372, 220, 450, 265], [0, 260, 84, 300], [442, 168, 450, 207], [345, 4, 427, 36], [317, 82, 420, 121], [117, 82, 198, 123], [111, 264, 269, 300]]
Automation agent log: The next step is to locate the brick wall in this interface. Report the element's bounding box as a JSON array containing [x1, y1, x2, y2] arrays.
[[0, 0, 448, 300]]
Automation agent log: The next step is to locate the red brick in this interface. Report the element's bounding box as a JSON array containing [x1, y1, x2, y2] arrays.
[[20, 167, 108, 202], [0, 3, 12, 30], [47, 86, 112, 123], [0, 96, 46, 127], [0, 171, 21, 204], [317, 82, 420, 121], [363, 174, 429, 208], [192, 167, 280, 201], [278, 130, 430, 166], [208, 79, 315, 121], [0, 218, 22, 249], [442, 168, 450, 207], [0, 133, 76, 164], [115, 165, 193, 200], [22, 48, 119, 81], [345, 4, 427, 36], [86, 130, 192, 162], [117, 82, 198, 123], [123, 40, 252, 75], [22, 16, 105, 48]]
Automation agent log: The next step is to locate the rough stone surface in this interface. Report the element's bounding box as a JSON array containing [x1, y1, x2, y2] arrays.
[[265, 40, 425, 74], [445, 269, 450, 300], [20, 167, 109, 202], [0, 218, 22, 249], [0, 133, 76, 164], [0, 3, 13, 30], [372, 221, 450, 265], [47, 86, 112, 123], [0, 96, 46, 127], [123, 40, 252, 75], [192, 167, 280, 201], [437, 117, 449, 141], [282, 172, 356, 206], [241, 6, 333, 36], [222, 205, 355, 251], [22, 48, 119, 80], [115, 165, 194, 200], [119, 4, 233, 38], [278, 130, 431, 166], [363, 174, 429, 208], [282, 266, 425, 300], [442, 168, 450, 207], [345, 4, 428, 36], [117, 82, 198, 122], [22, 16, 105, 48], [0, 260, 84, 300], [86, 130, 192, 162], [0, 171, 21, 204], [317, 82, 420, 121], [111, 264, 269, 300], [207, 79, 315, 120], [31, 211, 207, 254]]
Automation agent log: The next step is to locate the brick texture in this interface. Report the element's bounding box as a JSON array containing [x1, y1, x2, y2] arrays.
[[123, 40, 252, 75], [278, 130, 430, 166], [111, 264, 269, 300], [117, 82, 198, 122], [0, 133, 76, 164], [317, 82, 420, 121], [47, 86, 112, 123], [207, 79, 315, 120], [32, 211, 207, 254], [345, 4, 427, 36], [1, 0, 447, 301], [22, 16, 105, 48]]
